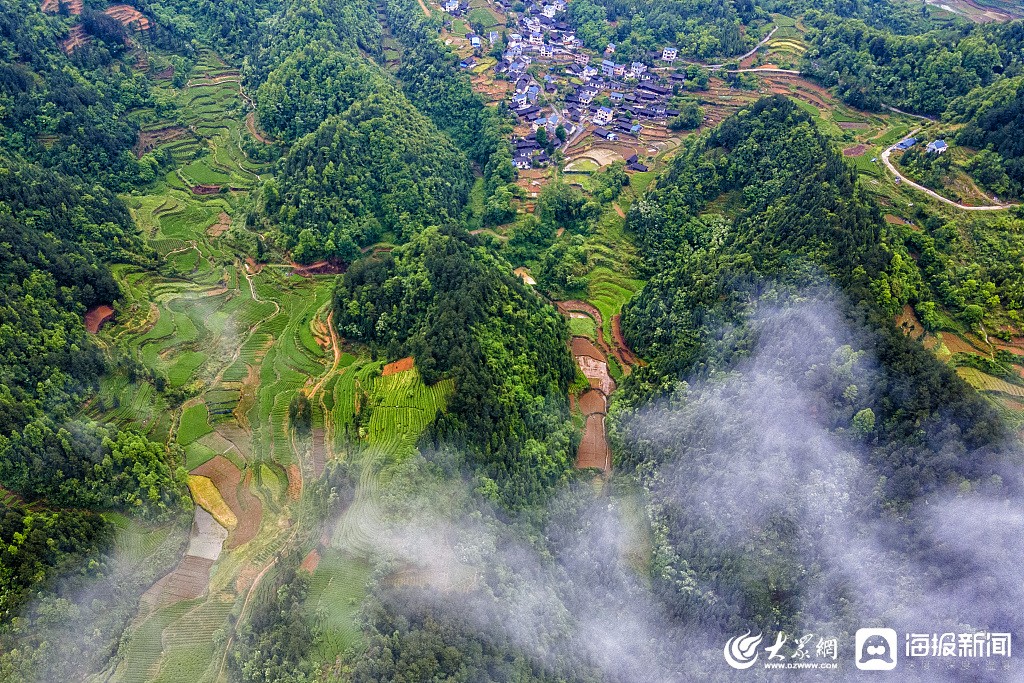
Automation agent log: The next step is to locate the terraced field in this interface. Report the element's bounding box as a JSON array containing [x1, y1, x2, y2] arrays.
[[84, 47, 464, 678]]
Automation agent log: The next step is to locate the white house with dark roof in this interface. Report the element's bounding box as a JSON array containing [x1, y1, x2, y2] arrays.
[[662, 46, 677, 62], [593, 106, 613, 125]]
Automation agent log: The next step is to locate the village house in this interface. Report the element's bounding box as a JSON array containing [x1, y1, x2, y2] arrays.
[[539, 43, 554, 57], [593, 127, 617, 141], [541, 3, 556, 18], [574, 52, 590, 65], [489, 30, 500, 44], [605, 42, 615, 54], [593, 106, 613, 125], [529, 31, 543, 45], [562, 33, 576, 48], [601, 58, 615, 76], [508, 32, 522, 46], [443, 0, 459, 12], [630, 61, 647, 78], [926, 140, 948, 154], [662, 46, 678, 62]]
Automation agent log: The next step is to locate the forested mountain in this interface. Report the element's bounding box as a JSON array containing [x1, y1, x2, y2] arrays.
[[261, 91, 473, 260], [334, 227, 577, 510], [3, 0, 1024, 677], [613, 96, 1013, 647], [801, 12, 1022, 114], [949, 76, 1024, 198], [0, 159, 187, 621]]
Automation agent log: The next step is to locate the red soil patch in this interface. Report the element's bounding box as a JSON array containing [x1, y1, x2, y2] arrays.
[[577, 414, 611, 471], [192, 456, 262, 548], [140, 555, 215, 608], [557, 299, 637, 373], [895, 304, 927, 341], [578, 389, 606, 415], [291, 259, 344, 277], [611, 314, 641, 367], [103, 4, 152, 30], [310, 428, 327, 477], [60, 25, 89, 54], [843, 144, 868, 157], [153, 65, 174, 80], [382, 356, 415, 377], [300, 549, 321, 574], [839, 122, 870, 130], [939, 332, 985, 355], [245, 112, 273, 145], [42, 0, 82, 13], [244, 257, 264, 275], [571, 336, 605, 362], [207, 212, 231, 237], [135, 126, 187, 157], [286, 464, 302, 500], [84, 304, 114, 333], [191, 184, 222, 195]]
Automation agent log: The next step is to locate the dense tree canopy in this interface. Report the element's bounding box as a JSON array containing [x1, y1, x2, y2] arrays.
[[334, 227, 577, 510], [262, 91, 472, 261]]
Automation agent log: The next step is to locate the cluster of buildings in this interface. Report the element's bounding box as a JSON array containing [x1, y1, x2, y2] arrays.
[[893, 137, 949, 155], [449, 0, 692, 170]]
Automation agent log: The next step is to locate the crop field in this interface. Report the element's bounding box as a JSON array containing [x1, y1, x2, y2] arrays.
[[363, 366, 455, 461], [467, 6, 501, 28], [307, 550, 373, 659], [957, 367, 1024, 398]]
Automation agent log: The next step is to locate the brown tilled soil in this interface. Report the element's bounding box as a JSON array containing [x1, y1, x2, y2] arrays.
[[191, 184, 221, 195], [843, 144, 868, 157], [246, 112, 273, 144], [310, 428, 327, 477], [286, 464, 302, 500], [104, 4, 152, 30], [140, 556, 215, 608], [291, 260, 344, 277], [382, 356, 414, 376], [558, 300, 637, 372], [578, 389, 606, 415], [207, 212, 231, 237], [611, 314, 641, 366], [895, 304, 927, 341], [193, 456, 262, 548], [301, 549, 321, 574], [84, 305, 114, 333], [135, 126, 187, 157], [939, 332, 986, 355], [42, 0, 82, 13], [577, 414, 611, 471], [61, 25, 89, 54]]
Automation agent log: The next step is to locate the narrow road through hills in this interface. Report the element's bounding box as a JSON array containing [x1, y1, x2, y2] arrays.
[[881, 129, 1020, 212]]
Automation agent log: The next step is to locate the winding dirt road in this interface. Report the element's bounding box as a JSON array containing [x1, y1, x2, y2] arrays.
[[881, 130, 1020, 212]]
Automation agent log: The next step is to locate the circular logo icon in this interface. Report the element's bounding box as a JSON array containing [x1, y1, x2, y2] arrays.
[[724, 630, 764, 670]]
